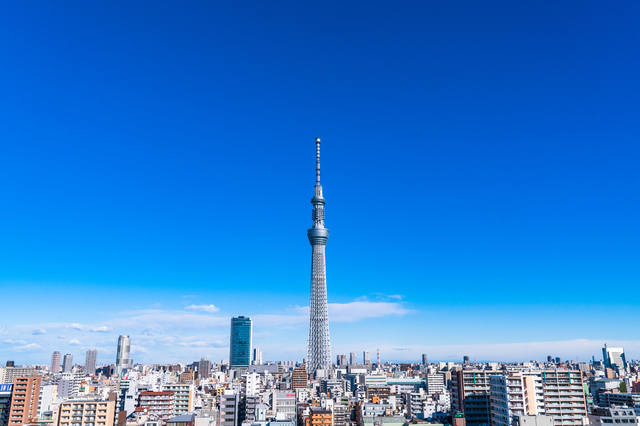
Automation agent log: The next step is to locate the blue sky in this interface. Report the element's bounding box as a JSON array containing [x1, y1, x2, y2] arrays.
[[1, 1, 639, 366]]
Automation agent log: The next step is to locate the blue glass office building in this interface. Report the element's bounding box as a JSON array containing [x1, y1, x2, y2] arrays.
[[230, 316, 252, 368]]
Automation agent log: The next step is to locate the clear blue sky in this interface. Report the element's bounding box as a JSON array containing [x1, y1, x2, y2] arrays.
[[1, 1, 639, 366]]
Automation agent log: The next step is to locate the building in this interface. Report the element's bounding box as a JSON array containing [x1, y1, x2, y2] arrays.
[[220, 391, 239, 426], [464, 356, 470, 364], [600, 392, 640, 409], [85, 350, 98, 376], [333, 404, 349, 426], [8, 376, 42, 426], [161, 384, 194, 415], [490, 372, 545, 426], [292, 365, 308, 390], [167, 413, 196, 426], [309, 407, 332, 426], [540, 370, 586, 426], [422, 354, 428, 365], [426, 374, 446, 395], [51, 352, 61, 375], [514, 415, 554, 426], [57, 399, 115, 426], [229, 317, 252, 369], [336, 355, 347, 367], [588, 407, 639, 426], [272, 392, 296, 421], [198, 358, 211, 379], [0, 384, 12, 426], [57, 373, 83, 399], [350, 353, 357, 366], [116, 335, 132, 374], [306, 138, 332, 376], [37, 383, 58, 416], [0, 367, 36, 385], [451, 370, 495, 426], [240, 395, 260, 423], [241, 373, 259, 396], [139, 391, 176, 424], [252, 348, 262, 366], [603, 344, 627, 371], [62, 354, 73, 373], [364, 352, 371, 365]]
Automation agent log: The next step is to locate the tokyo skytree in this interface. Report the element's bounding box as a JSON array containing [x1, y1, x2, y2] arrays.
[[306, 137, 332, 374]]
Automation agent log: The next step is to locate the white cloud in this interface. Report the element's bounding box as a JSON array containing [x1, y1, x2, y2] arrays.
[[15, 343, 44, 352], [91, 326, 112, 333], [66, 323, 83, 330], [68, 339, 82, 346], [131, 345, 148, 354], [3, 339, 27, 345], [57, 335, 67, 339], [32, 328, 46, 335], [188, 340, 226, 348], [328, 301, 411, 322], [185, 304, 219, 313], [0, 326, 8, 335]]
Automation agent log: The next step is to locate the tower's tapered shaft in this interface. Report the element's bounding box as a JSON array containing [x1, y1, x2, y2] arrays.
[[306, 137, 331, 374]]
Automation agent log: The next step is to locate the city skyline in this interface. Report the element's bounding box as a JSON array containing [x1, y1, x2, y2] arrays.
[[1, 1, 639, 365]]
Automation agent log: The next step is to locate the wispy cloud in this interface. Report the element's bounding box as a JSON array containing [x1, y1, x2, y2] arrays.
[[68, 339, 82, 346], [15, 343, 44, 352], [3, 339, 27, 345], [90, 326, 112, 333], [66, 323, 83, 330], [32, 328, 46, 335], [185, 304, 219, 313]]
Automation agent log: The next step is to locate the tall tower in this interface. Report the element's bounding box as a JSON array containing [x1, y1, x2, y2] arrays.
[[51, 351, 61, 374], [115, 335, 132, 375], [229, 316, 252, 369], [62, 353, 73, 372], [306, 137, 331, 375], [85, 349, 98, 375]]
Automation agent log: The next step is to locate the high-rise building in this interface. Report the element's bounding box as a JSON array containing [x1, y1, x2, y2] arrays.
[[115, 335, 132, 374], [451, 369, 494, 426], [540, 370, 587, 426], [336, 355, 347, 366], [8, 376, 41, 426], [220, 391, 239, 426], [463, 355, 470, 364], [85, 349, 98, 376], [490, 371, 545, 426], [292, 364, 308, 390], [363, 351, 371, 365], [199, 358, 211, 379], [306, 137, 332, 375], [62, 354, 73, 373], [230, 316, 252, 368], [51, 352, 61, 374], [350, 352, 357, 366], [422, 354, 428, 365], [603, 344, 627, 370], [252, 348, 262, 365]]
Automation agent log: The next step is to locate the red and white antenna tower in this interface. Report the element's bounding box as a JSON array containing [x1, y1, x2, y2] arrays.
[[377, 348, 380, 366]]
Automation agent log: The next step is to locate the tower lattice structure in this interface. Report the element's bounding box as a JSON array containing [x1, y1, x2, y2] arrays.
[[306, 137, 332, 374]]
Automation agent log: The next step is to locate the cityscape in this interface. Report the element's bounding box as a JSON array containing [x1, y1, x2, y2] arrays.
[[1, 3, 638, 426]]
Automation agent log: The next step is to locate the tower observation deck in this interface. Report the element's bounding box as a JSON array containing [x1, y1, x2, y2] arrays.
[[306, 137, 332, 375]]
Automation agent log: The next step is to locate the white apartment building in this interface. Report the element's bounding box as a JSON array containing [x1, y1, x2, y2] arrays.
[[490, 371, 545, 426]]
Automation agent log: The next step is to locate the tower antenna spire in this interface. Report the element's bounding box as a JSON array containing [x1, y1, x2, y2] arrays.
[[316, 137, 321, 185]]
